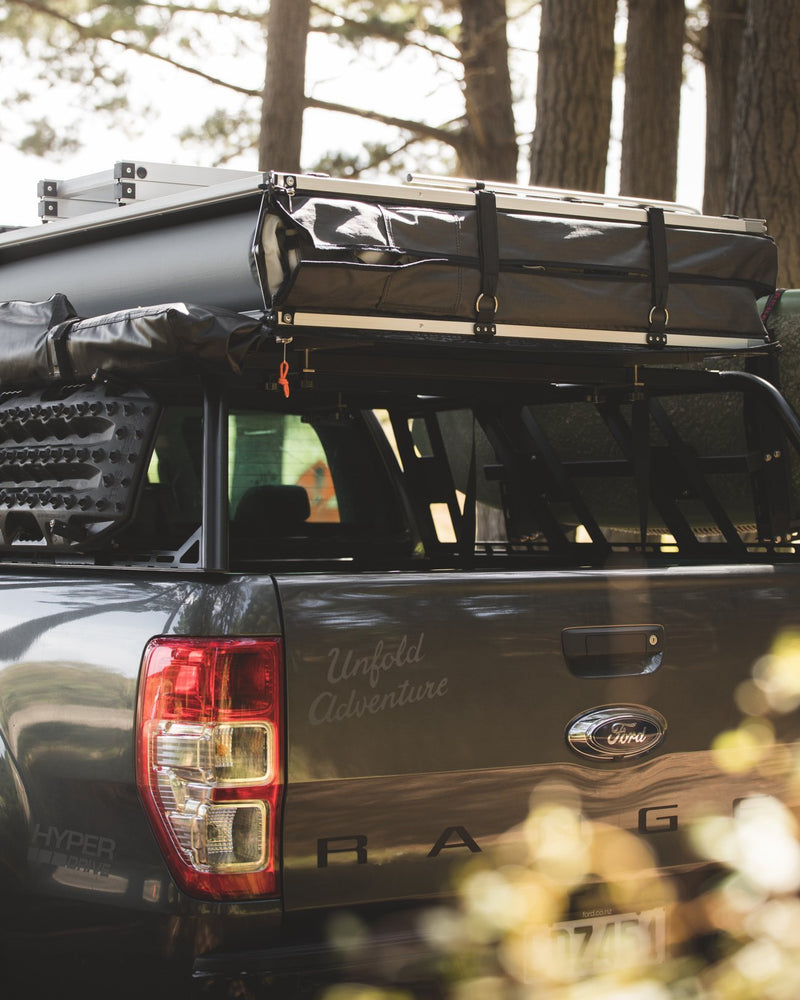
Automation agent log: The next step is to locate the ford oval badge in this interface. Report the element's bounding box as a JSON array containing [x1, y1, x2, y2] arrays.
[[566, 705, 666, 760]]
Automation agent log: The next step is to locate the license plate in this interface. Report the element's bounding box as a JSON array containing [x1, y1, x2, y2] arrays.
[[528, 906, 667, 980]]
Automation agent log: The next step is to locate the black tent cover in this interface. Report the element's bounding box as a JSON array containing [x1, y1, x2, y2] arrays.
[[0, 295, 266, 387], [260, 189, 778, 339]]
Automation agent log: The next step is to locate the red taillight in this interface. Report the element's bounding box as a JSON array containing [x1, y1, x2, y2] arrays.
[[136, 637, 283, 900]]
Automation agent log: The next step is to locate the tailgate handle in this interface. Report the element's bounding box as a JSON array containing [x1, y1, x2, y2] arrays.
[[561, 625, 664, 678]]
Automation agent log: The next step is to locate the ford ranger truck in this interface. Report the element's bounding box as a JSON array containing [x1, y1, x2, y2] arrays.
[[0, 166, 796, 996]]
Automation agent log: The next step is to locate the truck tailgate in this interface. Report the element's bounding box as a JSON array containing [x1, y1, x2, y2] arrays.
[[279, 565, 800, 911]]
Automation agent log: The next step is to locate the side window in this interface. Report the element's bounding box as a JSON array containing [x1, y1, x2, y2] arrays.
[[142, 402, 409, 561], [229, 412, 340, 524]]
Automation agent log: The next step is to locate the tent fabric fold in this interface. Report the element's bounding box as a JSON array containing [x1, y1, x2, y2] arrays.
[[0, 297, 267, 386]]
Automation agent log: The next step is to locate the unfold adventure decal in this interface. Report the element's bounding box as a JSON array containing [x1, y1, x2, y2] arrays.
[[308, 633, 449, 725]]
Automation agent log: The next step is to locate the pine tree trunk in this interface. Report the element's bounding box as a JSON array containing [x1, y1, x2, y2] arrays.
[[458, 0, 518, 182], [529, 0, 617, 192], [258, 0, 311, 172], [727, 0, 800, 287], [702, 0, 745, 216], [619, 0, 685, 202]]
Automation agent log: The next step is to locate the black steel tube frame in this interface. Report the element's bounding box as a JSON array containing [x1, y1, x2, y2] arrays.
[[201, 379, 229, 572], [199, 364, 800, 571], [714, 370, 800, 447]]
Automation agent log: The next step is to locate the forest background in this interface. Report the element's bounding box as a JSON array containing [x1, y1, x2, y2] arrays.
[[0, 0, 798, 284]]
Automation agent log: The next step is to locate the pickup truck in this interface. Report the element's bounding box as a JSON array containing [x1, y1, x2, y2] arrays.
[[0, 165, 798, 998]]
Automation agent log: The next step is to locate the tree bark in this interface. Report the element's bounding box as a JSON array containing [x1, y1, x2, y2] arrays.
[[727, 0, 800, 287], [259, 0, 311, 172], [529, 0, 617, 192], [619, 0, 685, 201], [702, 0, 745, 215], [458, 0, 518, 182]]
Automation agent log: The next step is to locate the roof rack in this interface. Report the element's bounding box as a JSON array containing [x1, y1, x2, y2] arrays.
[[405, 171, 702, 216], [265, 170, 766, 234]]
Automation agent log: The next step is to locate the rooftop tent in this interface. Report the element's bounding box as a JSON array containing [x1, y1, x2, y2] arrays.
[[0, 169, 778, 354], [255, 173, 777, 352]]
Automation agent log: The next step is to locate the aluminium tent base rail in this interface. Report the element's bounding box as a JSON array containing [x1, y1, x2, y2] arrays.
[[273, 309, 770, 354]]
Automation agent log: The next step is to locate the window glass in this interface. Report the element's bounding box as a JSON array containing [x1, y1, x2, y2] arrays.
[[228, 412, 339, 523]]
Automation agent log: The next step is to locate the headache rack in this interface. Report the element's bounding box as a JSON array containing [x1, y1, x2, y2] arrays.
[[0, 359, 797, 572]]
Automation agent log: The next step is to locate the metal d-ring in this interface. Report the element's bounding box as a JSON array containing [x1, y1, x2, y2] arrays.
[[475, 293, 499, 316], [649, 305, 669, 327]]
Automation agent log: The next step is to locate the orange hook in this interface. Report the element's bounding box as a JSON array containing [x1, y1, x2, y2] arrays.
[[278, 359, 290, 398]]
